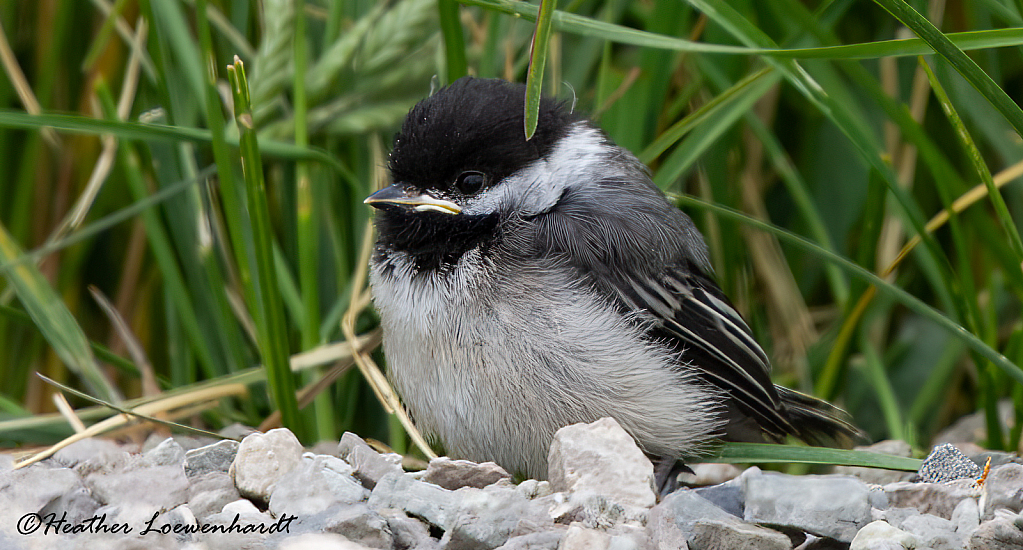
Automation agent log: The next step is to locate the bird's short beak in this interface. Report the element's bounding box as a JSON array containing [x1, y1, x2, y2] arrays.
[[363, 184, 462, 215]]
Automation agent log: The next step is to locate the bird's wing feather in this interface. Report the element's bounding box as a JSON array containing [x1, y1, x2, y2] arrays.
[[608, 262, 795, 437], [651, 267, 794, 436], [527, 177, 795, 438]]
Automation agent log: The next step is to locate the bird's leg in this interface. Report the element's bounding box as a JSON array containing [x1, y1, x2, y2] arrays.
[[652, 456, 693, 496]]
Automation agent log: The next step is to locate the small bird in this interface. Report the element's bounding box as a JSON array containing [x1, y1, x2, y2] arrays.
[[366, 77, 861, 485]]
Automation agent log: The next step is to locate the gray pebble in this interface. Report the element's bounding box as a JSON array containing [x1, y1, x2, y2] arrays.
[[0, 464, 84, 535], [884, 479, 981, 519], [184, 439, 239, 479], [982, 463, 1023, 520], [278, 533, 376, 550], [230, 428, 304, 502], [187, 471, 241, 520], [742, 467, 872, 542], [968, 514, 1023, 550], [547, 418, 657, 510], [899, 512, 964, 550], [493, 530, 566, 550], [850, 520, 920, 550], [85, 461, 189, 512], [143, 438, 186, 467], [691, 518, 791, 550], [368, 472, 459, 529], [11, 427, 1023, 550], [320, 503, 393, 549], [649, 487, 739, 545], [422, 456, 512, 491], [951, 498, 980, 536], [380, 509, 439, 550], [52, 438, 132, 475], [693, 477, 743, 518], [268, 454, 368, 517], [338, 432, 403, 490], [558, 524, 610, 550]]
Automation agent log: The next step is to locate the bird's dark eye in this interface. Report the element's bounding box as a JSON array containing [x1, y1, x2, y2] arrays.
[[455, 171, 486, 195]]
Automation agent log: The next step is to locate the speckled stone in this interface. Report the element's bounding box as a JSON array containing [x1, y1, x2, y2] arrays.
[[918, 443, 983, 484]]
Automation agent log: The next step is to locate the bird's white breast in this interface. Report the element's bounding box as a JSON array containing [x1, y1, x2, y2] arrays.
[[369, 248, 722, 479]]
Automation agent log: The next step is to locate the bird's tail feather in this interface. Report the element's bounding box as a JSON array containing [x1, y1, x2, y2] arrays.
[[777, 386, 867, 448]]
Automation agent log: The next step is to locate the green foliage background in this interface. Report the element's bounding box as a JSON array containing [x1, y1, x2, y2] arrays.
[[2, 0, 1023, 462]]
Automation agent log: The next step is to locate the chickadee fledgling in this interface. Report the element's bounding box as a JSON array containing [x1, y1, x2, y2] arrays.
[[366, 77, 861, 484]]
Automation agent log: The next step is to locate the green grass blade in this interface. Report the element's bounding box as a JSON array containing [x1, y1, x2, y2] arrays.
[[639, 67, 777, 164], [148, 0, 206, 118], [651, 68, 781, 188], [773, 29, 1023, 59], [109, 141, 220, 380], [1, 303, 140, 378], [858, 326, 906, 442], [81, 0, 131, 74], [293, 0, 319, 352], [193, 0, 254, 378], [872, 0, 1023, 138], [6, 0, 1022, 474], [438, 0, 468, 83], [917, 57, 1018, 447], [714, 442, 922, 470], [686, 0, 953, 335], [677, 195, 1023, 389], [0, 110, 342, 171], [908, 336, 967, 428], [0, 167, 212, 274], [35, 373, 231, 441], [462, 0, 1023, 59], [745, 110, 850, 306], [307, 4, 386, 103], [1008, 328, 1023, 451], [524, 0, 556, 140], [227, 56, 303, 438], [465, 0, 747, 55], [247, 0, 295, 125], [273, 243, 304, 330], [920, 57, 1023, 262], [0, 223, 120, 404]]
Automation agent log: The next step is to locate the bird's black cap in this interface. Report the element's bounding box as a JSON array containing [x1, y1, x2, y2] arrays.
[[387, 77, 578, 193]]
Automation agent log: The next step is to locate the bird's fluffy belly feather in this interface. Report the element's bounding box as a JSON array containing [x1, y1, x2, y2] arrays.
[[370, 249, 722, 479]]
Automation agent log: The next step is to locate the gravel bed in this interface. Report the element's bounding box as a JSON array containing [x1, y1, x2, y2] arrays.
[[2, 417, 1022, 550]]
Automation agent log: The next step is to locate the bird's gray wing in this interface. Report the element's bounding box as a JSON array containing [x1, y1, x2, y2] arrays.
[[526, 178, 796, 439], [646, 264, 796, 438]]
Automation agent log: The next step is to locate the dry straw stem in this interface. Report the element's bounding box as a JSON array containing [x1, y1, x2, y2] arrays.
[[180, 0, 255, 59], [877, 4, 942, 273], [62, 17, 147, 234], [341, 139, 436, 460], [89, 285, 162, 400], [12, 382, 247, 469], [291, 330, 381, 371], [0, 329, 385, 442], [52, 392, 87, 434], [342, 220, 437, 460], [839, 158, 1023, 356], [0, 18, 60, 150], [893, 159, 1023, 272], [740, 85, 816, 374], [86, 0, 157, 78], [259, 328, 382, 431]]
